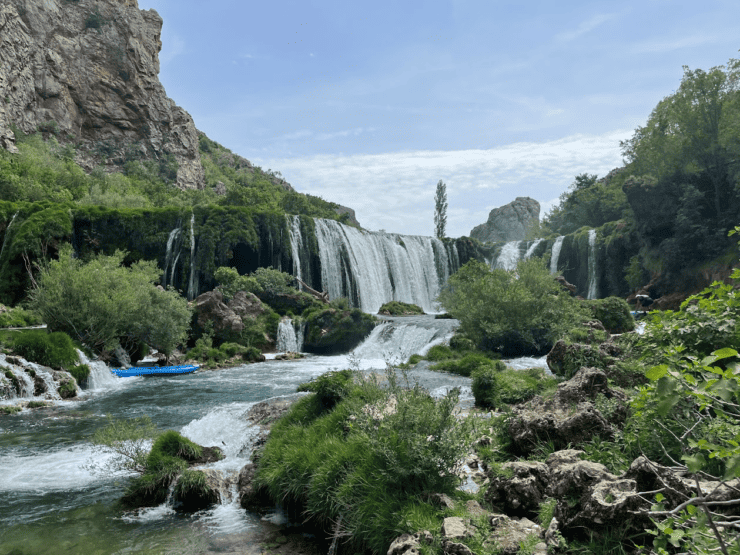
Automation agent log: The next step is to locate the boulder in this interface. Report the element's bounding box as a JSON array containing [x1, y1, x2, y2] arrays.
[[487, 514, 543, 555], [470, 197, 540, 243], [441, 517, 472, 540], [485, 461, 550, 515], [507, 368, 626, 455], [387, 531, 433, 555]]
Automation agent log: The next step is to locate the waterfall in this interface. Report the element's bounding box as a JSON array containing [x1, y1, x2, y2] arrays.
[[550, 236, 565, 274], [187, 213, 197, 300], [352, 317, 458, 361], [276, 318, 303, 353], [587, 229, 598, 300], [312, 219, 452, 313], [162, 226, 182, 289], [0, 359, 35, 400], [77, 350, 119, 390], [492, 241, 522, 271], [0, 211, 19, 262], [524, 238, 543, 259], [286, 215, 304, 288]]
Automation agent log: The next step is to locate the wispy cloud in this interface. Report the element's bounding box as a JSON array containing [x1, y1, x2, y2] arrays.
[[555, 13, 618, 43], [628, 34, 718, 54], [254, 130, 632, 237]]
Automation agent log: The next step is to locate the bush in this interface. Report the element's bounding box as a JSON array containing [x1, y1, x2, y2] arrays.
[[424, 344, 455, 361], [472, 366, 555, 409], [584, 296, 635, 334], [449, 333, 475, 352], [438, 258, 589, 356], [431, 353, 501, 377], [378, 301, 424, 316], [68, 364, 90, 386], [256, 368, 473, 554], [0, 306, 43, 328], [297, 369, 355, 412], [11, 330, 78, 369]]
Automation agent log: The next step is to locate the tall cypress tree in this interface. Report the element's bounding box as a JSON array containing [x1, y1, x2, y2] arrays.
[[434, 179, 447, 238]]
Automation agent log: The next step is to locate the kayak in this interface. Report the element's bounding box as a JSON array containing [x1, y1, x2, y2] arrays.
[[111, 365, 199, 377]]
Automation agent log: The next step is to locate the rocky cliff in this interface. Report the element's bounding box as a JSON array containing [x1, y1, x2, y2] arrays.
[[0, 0, 204, 189], [470, 197, 540, 243]]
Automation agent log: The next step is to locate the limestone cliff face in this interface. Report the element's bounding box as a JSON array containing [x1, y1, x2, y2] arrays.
[[0, 0, 204, 189], [470, 197, 540, 243]]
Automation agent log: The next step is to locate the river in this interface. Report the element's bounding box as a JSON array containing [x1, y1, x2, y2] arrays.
[[0, 316, 545, 554]]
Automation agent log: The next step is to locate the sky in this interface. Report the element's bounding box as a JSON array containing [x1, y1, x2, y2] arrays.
[[137, 0, 740, 237]]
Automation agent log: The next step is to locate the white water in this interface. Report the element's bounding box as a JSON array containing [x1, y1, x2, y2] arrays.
[[0, 211, 18, 262], [276, 318, 303, 353], [77, 351, 121, 391], [286, 215, 304, 287], [550, 236, 565, 274], [492, 241, 522, 271], [162, 226, 182, 289], [312, 219, 452, 313], [187, 213, 197, 300], [524, 238, 543, 259], [353, 319, 455, 362], [587, 229, 598, 300]]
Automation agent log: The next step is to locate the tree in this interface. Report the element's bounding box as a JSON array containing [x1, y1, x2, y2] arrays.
[[28, 246, 191, 358], [434, 179, 447, 238]]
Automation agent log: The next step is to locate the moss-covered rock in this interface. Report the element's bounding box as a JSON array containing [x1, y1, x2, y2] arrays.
[[303, 307, 377, 355], [583, 296, 635, 334], [378, 301, 424, 316]]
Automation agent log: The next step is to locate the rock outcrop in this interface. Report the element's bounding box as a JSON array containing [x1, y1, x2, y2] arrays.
[[0, 0, 204, 189], [470, 197, 540, 243]]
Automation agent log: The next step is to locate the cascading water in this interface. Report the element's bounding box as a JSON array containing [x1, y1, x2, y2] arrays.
[[524, 238, 543, 259], [587, 229, 598, 300], [550, 236, 565, 274], [312, 219, 452, 313], [77, 351, 120, 390], [161, 226, 182, 289], [187, 213, 197, 300], [276, 318, 304, 353], [352, 315, 458, 361], [286, 215, 304, 287], [492, 241, 522, 271], [0, 211, 18, 262]]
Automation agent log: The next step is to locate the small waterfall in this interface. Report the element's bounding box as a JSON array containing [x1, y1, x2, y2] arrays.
[[312, 219, 452, 313], [587, 229, 598, 300], [0, 364, 35, 399], [550, 236, 565, 274], [22, 362, 62, 399], [276, 318, 303, 353], [0, 211, 19, 262], [352, 317, 458, 361], [524, 238, 543, 259], [162, 226, 182, 289], [492, 241, 522, 271], [77, 350, 119, 390], [286, 215, 304, 288], [187, 213, 197, 300]]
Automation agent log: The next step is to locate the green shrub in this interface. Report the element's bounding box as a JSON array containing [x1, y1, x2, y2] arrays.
[[11, 330, 78, 369], [378, 301, 424, 316], [241, 346, 263, 362], [584, 296, 635, 334], [431, 353, 501, 377], [297, 369, 355, 412], [424, 344, 455, 361], [68, 363, 90, 386], [449, 333, 475, 352], [0, 406, 21, 415], [172, 469, 218, 512], [58, 379, 76, 398], [407, 354, 423, 365], [0, 306, 43, 328], [149, 430, 203, 462], [471, 366, 555, 409], [26, 401, 49, 409]]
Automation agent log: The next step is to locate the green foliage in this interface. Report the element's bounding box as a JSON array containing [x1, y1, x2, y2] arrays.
[[434, 179, 447, 238], [68, 364, 90, 385], [424, 344, 455, 361], [584, 296, 635, 334], [439, 258, 589, 356], [471, 365, 556, 409], [256, 367, 473, 554], [431, 352, 500, 377], [88, 415, 159, 475], [378, 301, 425, 315], [0, 405, 22, 415], [0, 306, 43, 328], [303, 306, 377, 354], [150, 430, 203, 462], [28, 246, 191, 356], [296, 369, 356, 412], [11, 330, 78, 369]]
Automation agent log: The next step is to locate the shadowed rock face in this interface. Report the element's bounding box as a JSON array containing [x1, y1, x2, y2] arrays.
[[470, 197, 540, 243], [0, 0, 204, 189]]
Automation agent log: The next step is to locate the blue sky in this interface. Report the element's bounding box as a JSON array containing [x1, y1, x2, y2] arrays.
[[138, 0, 740, 237]]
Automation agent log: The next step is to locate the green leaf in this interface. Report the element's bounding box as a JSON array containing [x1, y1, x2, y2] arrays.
[[724, 454, 740, 479], [681, 453, 706, 473], [646, 365, 668, 381]]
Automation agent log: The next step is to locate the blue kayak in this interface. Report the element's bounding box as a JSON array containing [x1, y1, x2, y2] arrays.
[[111, 365, 199, 378]]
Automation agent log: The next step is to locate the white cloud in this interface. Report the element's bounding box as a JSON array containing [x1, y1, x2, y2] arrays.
[[254, 130, 632, 238], [628, 34, 717, 54], [555, 13, 618, 43]]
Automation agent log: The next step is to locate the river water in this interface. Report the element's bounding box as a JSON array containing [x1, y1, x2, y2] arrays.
[[0, 316, 545, 554]]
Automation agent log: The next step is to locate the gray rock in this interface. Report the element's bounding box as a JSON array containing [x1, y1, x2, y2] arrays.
[[0, 0, 204, 189], [470, 197, 540, 243], [487, 514, 542, 555], [441, 517, 471, 540]]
